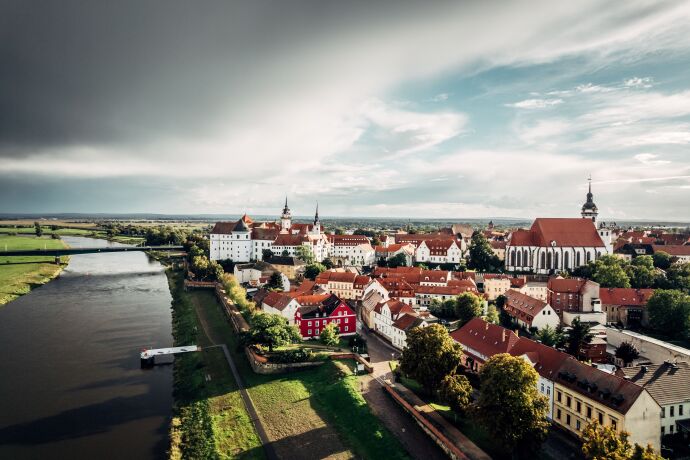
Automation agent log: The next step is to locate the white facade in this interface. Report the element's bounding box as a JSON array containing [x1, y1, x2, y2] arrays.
[[414, 240, 462, 264], [519, 282, 548, 301], [261, 297, 300, 325]]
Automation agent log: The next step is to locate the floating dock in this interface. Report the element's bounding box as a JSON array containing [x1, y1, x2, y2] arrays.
[[140, 345, 198, 367]]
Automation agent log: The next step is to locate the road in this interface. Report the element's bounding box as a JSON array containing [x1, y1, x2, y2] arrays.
[[359, 327, 448, 460]]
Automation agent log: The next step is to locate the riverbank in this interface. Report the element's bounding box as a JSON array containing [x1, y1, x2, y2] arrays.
[[0, 235, 70, 306], [166, 268, 264, 460]]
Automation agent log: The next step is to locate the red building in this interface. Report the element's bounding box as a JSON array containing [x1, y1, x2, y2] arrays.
[[294, 294, 357, 339]]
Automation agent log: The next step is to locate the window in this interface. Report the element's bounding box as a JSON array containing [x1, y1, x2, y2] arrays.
[[315, 329, 319, 335], [540, 383, 544, 393], [308, 321, 312, 327], [567, 396, 571, 407], [611, 418, 617, 430], [576, 420, 581, 431], [671, 406, 675, 417], [586, 406, 592, 419], [566, 414, 571, 425], [661, 426, 665, 435], [345, 326, 349, 332], [670, 425, 674, 434], [308, 330, 311, 335], [557, 391, 562, 403], [662, 407, 665, 418], [556, 409, 561, 420], [680, 405, 684, 416], [576, 401, 581, 413], [598, 412, 603, 424], [547, 388, 550, 396]]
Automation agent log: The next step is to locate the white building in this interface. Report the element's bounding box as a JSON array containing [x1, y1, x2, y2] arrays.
[[415, 239, 463, 265], [390, 313, 428, 350], [373, 299, 416, 343], [260, 291, 300, 325], [504, 289, 559, 331]]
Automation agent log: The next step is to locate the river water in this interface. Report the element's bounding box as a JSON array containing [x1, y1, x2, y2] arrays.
[[0, 236, 174, 459]]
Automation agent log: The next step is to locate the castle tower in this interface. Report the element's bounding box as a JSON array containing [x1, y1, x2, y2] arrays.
[[581, 177, 598, 223], [281, 196, 292, 232]]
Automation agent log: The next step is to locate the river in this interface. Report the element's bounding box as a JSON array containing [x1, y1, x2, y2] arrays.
[[0, 236, 174, 459]]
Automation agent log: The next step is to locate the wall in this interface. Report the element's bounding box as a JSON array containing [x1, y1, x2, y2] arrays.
[[606, 328, 690, 364]]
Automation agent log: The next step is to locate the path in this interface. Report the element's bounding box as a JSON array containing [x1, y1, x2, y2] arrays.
[[191, 295, 278, 460], [359, 328, 448, 460]]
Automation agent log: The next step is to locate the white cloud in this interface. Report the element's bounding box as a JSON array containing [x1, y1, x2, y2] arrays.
[[633, 153, 671, 165], [506, 98, 564, 109], [624, 77, 654, 88]]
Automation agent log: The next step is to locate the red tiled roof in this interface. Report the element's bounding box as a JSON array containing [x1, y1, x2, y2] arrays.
[[273, 233, 308, 246], [251, 227, 280, 240], [393, 313, 424, 331], [599, 288, 654, 306], [293, 294, 331, 306], [547, 277, 589, 294], [262, 291, 294, 311], [504, 289, 549, 324], [316, 271, 357, 284], [210, 222, 237, 234], [447, 278, 478, 290], [415, 285, 475, 296], [490, 240, 506, 249], [508, 337, 574, 380], [652, 245, 690, 256], [354, 275, 371, 289], [328, 234, 370, 246], [509, 218, 605, 248], [450, 318, 520, 362], [374, 243, 410, 253]]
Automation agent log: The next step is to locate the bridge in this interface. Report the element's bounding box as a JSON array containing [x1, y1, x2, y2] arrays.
[[1, 245, 184, 263]]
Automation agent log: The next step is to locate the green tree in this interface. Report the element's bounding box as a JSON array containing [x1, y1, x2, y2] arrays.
[[34, 221, 42, 237], [388, 252, 408, 268], [295, 244, 315, 264], [666, 262, 690, 293], [281, 249, 289, 257], [190, 255, 222, 281], [399, 324, 463, 393], [647, 289, 690, 339], [582, 421, 632, 460], [476, 354, 549, 457], [334, 228, 344, 235], [320, 322, 340, 346], [262, 248, 273, 260], [652, 251, 673, 270], [535, 324, 563, 347], [566, 317, 594, 357], [439, 373, 472, 415], [631, 444, 663, 460], [468, 232, 501, 271], [304, 263, 326, 280], [485, 305, 500, 324], [592, 255, 631, 288], [245, 313, 301, 352], [615, 342, 640, 367], [455, 292, 483, 326], [429, 298, 457, 319], [627, 256, 658, 289], [322, 257, 334, 269], [267, 272, 284, 291]]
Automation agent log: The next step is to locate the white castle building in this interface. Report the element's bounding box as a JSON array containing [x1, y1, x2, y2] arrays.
[[505, 180, 613, 274]]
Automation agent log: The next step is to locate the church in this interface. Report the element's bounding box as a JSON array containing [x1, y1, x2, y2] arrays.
[[209, 199, 329, 263], [505, 180, 613, 274]]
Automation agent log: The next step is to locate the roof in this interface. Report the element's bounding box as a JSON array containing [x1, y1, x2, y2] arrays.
[[652, 245, 690, 256], [374, 299, 415, 318], [262, 291, 294, 311], [509, 336, 575, 380], [547, 277, 592, 294], [555, 358, 645, 415], [316, 271, 356, 284], [450, 318, 520, 362], [415, 285, 476, 296], [393, 313, 425, 332], [299, 294, 353, 319], [210, 222, 237, 234], [251, 227, 280, 240], [504, 289, 549, 321], [618, 362, 690, 406], [509, 218, 605, 248], [375, 243, 411, 253], [362, 290, 385, 312], [328, 234, 370, 246], [419, 239, 456, 255], [293, 294, 331, 306], [490, 240, 506, 249], [233, 218, 249, 232], [273, 233, 308, 246], [599, 288, 654, 306]]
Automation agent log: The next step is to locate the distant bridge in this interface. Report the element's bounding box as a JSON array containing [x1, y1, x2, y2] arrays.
[[1, 245, 184, 263]]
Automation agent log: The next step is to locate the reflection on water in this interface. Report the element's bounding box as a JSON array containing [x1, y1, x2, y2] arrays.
[[0, 237, 173, 460]]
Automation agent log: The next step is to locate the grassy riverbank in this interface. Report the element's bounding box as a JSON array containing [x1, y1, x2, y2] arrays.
[[166, 268, 264, 460], [0, 235, 69, 306]]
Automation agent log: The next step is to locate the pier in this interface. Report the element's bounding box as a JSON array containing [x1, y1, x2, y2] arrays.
[[140, 345, 199, 367]]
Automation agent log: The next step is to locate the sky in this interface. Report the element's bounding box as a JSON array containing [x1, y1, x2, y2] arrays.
[[1, 1, 690, 220]]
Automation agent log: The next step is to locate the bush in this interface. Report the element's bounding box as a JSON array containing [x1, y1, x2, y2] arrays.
[[270, 349, 315, 363]]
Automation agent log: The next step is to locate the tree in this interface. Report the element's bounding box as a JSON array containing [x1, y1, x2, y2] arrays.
[[322, 257, 334, 269], [468, 232, 501, 271], [388, 252, 408, 268], [190, 255, 223, 281], [631, 444, 663, 460], [581, 421, 632, 460], [439, 374, 472, 415], [262, 248, 273, 260], [566, 317, 594, 357], [627, 256, 658, 289], [267, 272, 284, 291], [455, 292, 483, 326], [429, 298, 457, 319], [535, 324, 563, 347], [281, 249, 289, 257], [647, 289, 690, 339], [652, 251, 673, 270], [244, 313, 301, 352], [485, 305, 500, 324], [476, 354, 549, 457], [666, 262, 690, 293], [320, 322, 340, 346], [295, 245, 315, 264], [334, 228, 344, 235], [615, 342, 640, 367], [592, 255, 631, 288], [34, 221, 42, 237], [399, 324, 463, 393], [304, 263, 326, 280]]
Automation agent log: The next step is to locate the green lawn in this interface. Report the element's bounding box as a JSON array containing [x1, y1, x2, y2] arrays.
[[0, 226, 98, 236], [183, 280, 410, 460], [0, 235, 68, 306], [167, 270, 263, 460]]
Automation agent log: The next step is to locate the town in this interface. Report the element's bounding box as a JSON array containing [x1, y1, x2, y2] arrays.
[[171, 180, 690, 460]]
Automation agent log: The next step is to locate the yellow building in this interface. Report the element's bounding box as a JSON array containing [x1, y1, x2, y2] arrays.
[[553, 359, 661, 451], [482, 274, 512, 301]]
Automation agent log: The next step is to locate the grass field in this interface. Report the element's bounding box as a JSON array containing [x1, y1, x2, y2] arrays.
[[0, 235, 69, 306], [171, 271, 409, 460]]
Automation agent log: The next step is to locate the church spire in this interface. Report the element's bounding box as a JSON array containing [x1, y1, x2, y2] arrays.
[[314, 202, 319, 225], [581, 175, 598, 222]]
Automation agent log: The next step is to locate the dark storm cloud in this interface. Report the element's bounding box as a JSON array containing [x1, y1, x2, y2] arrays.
[[0, 0, 436, 154]]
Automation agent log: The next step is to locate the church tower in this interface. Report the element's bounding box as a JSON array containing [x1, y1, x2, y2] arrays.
[[581, 176, 598, 223], [281, 197, 292, 232], [310, 203, 321, 235]]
